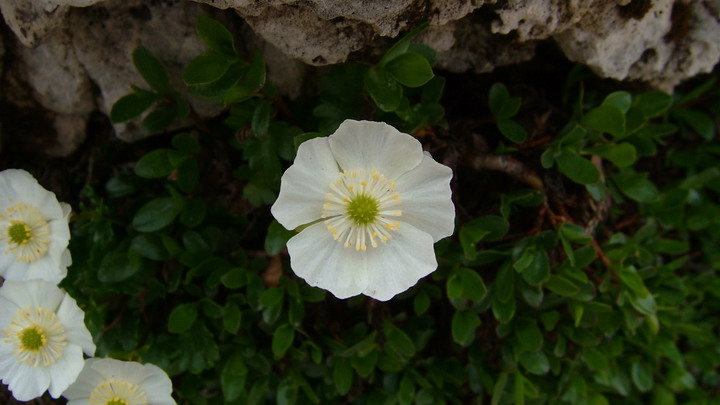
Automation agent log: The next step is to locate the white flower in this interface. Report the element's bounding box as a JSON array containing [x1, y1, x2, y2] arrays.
[[63, 358, 176, 405], [0, 279, 96, 401], [271, 120, 455, 301], [0, 169, 72, 283]]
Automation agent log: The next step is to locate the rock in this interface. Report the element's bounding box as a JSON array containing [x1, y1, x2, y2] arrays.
[[68, 0, 221, 142], [493, 0, 720, 91], [12, 30, 94, 156], [240, 2, 372, 66], [0, 0, 69, 47], [193, 0, 489, 65], [426, 17, 537, 74]]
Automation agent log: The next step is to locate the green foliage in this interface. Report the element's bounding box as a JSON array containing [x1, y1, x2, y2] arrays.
[[65, 14, 720, 405]]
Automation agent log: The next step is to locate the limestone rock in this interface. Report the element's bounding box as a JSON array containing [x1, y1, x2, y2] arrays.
[[193, 0, 489, 65], [0, 0, 69, 47], [493, 0, 720, 91], [69, 0, 220, 142]]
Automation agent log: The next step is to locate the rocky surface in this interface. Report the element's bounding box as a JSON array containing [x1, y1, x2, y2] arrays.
[[1, 0, 718, 154]]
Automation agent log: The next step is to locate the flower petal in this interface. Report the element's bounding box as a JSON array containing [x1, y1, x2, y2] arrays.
[[141, 363, 176, 405], [0, 280, 65, 311], [56, 294, 96, 356], [271, 136, 340, 230], [47, 344, 84, 398], [4, 361, 49, 401], [364, 222, 437, 301], [61, 359, 105, 401], [286, 222, 368, 299], [395, 154, 455, 242], [4, 169, 64, 220], [328, 120, 424, 179]]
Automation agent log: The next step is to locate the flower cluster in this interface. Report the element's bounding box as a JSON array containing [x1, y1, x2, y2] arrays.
[[272, 120, 455, 301], [0, 169, 176, 404]]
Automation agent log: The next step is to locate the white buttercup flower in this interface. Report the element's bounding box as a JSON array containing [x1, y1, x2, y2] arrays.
[[63, 358, 176, 405], [0, 169, 72, 283], [0, 279, 96, 401], [271, 120, 455, 301]]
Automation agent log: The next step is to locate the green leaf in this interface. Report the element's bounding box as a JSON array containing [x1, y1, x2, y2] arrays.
[[142, 105, 178, 133], [635, 91, 673, 118], [196, 14, 237, 56], [582, 347, 609, 371], [611, 171, 659, 202], [134, 149, 174, 178], [252, 100, 272, 137], [518, 351, 550, 375], [520, 249, 551, 286], [452, 309, 481, 346], [586, 142, 637, 168], [379, 21, 428, 66], [180, 198, 206, 228], [618, 267, 648, 296], [491, 373, 509, 405], [132, 46, 169, 93], [110, 92, 158, 123], [98, 252, 138, 283], [130, 234, 169, 261], [364, 68, 403, 112], [183, 51, 232, 85], [221, 268, 246, 289], [172, 133, 201, 154], [176, 159, 199, 192], [223, 301, 242, 334], [446, 273, 463, 299], [413, 290, 431, 315], [556, 151, 601, 185], [559, 223, 592, 244], [488, 83, 510, 117], [221, 353, 247, 401], [132, 197, 182, 232], [260, 288, 284, 308], [333, 358, 353, 395], [544, 275, 579, 297], [672, 108, 715, 140], [244, 50, 267, 92], [583, 104, 626, 137], [384, 52, 434, 87], [384, 322, 416, 358], [265, 220, 294, 255], [602, 91, 632, 114], [272, 323, 295, 358], [492, 295, 515, 323], [631, 359, 654, 392], [495, 263, 514, 303], [457, 268, 488, 301], [516, 320, 543, 352], [498, 120, 528, 143], [168, 303, 197, 334], [626, 291, 657, 316]]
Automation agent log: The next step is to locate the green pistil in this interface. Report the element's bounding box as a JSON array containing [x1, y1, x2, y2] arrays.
[[20, 327, 45, 351], [8, 222, 32, 245], [346, 194, 379, 225], [106, 399, 129, 405]]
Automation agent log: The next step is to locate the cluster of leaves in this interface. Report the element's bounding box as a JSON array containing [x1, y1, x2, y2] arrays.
[[60, 14, 720, 405]]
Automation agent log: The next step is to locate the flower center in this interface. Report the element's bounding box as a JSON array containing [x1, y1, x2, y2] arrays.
[[4, 307, 67, 367], [0, 202, 51, 262], [322, 169, 403, 251], [346, 194, 379, 225], [89, 379, 148, 405], [19, 326, 46, 351], [8, 222, 32, 244]]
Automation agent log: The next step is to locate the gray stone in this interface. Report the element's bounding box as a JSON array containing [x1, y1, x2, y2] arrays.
[[69, 0, 221, 142], [0, 0, 69, 47]]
